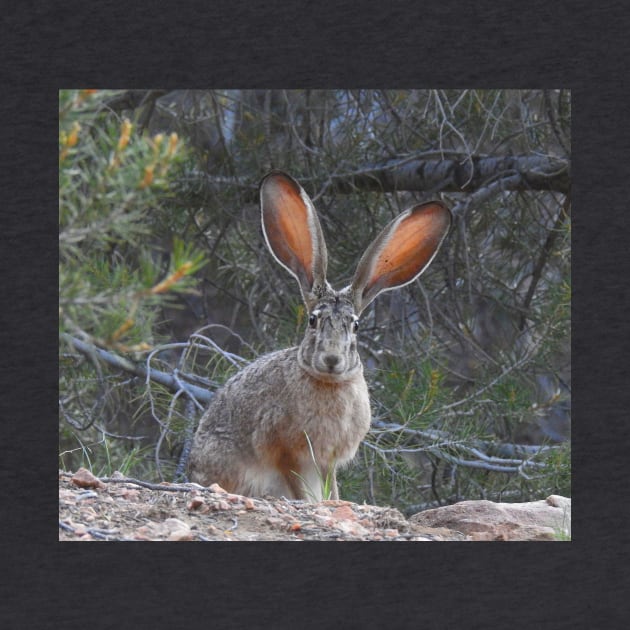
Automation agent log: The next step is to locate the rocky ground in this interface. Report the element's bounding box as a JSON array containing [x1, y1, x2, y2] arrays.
[[59, 469, 571, 542]]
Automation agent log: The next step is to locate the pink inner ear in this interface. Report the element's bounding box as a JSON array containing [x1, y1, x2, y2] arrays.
[[262, 175, 314, 285], [366, 203, 451, 294]]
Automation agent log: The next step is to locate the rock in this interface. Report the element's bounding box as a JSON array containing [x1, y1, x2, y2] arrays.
[[187, 496, 206, 511], [165, 518, 193, 541], [331, 505, 356, 521], [71, 467, 106, 489], [410, 495, 571, 541]]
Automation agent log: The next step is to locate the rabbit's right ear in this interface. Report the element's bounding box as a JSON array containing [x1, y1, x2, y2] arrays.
[[346, 201, 452, 314], [260, 171, 328, 310]]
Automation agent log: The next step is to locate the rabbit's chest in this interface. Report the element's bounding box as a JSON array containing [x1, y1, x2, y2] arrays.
[[291, 375, 371, 460], [307, 377, 367, 419]]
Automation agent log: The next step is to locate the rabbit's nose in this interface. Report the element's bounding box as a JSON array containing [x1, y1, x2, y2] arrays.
[[323, 354, 340, 369]]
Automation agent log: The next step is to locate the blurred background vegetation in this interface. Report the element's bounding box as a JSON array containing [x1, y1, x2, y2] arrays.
[[59, 89, 570, 514]]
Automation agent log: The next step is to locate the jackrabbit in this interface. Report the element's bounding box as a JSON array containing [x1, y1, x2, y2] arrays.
[[188, 171, 452, 501]]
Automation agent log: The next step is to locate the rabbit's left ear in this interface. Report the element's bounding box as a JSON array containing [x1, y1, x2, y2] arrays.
[[345, 201, 452, 314], [260, 171, 329, 310]]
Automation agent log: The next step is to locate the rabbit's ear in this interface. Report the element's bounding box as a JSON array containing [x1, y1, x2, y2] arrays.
[[346, 201, 452, 314], [260, 171, 328, 309]]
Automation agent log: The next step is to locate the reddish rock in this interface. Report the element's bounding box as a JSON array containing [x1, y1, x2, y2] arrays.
[[410, 495, 571, 541], [71, 467, 106, 489], [331, 505, 356, 521]]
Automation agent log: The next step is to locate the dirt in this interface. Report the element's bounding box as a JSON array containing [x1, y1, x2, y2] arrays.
[[58, 469, 468, 542]]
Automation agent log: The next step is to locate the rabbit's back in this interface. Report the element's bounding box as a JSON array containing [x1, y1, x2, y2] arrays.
[[188, 347, 370, 496]]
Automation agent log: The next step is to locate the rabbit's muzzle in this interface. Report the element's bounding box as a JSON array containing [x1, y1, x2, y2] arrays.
[[297, 300, 362, 382]]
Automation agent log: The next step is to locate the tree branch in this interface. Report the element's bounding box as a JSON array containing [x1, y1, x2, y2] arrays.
[[519, 193, 571, 330], [191, 153, 569, 200], [61, 334, 213, 403], [328, 154, 570, 195]]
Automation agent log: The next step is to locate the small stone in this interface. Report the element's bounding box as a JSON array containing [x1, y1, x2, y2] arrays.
[[187, 497, 205, 510], [332, 505, 356, 521], [71, 467, 106, 489], [114, 488, 140, 501], [334, 519, 369, 537], [168, 529, 193, 541], [165, 518, 193, 541]]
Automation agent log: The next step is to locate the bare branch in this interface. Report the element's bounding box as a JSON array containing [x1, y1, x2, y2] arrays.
[[327, 154, 570, 195], [61, 334, 214, 403]]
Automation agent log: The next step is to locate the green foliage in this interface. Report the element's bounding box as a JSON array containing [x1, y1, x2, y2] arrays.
[[59, 425, 153, 479], [378, 359, 448, 425], [60, 91, 204, 346], [291, 431, 336, 502], [59, 90, 207, 479], [59, 90, 205, 349], [338, 344, 571, 511]]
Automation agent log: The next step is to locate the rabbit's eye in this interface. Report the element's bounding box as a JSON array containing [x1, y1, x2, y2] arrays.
[[352, 318, 360, 333], [308, 313, 318, 328]]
